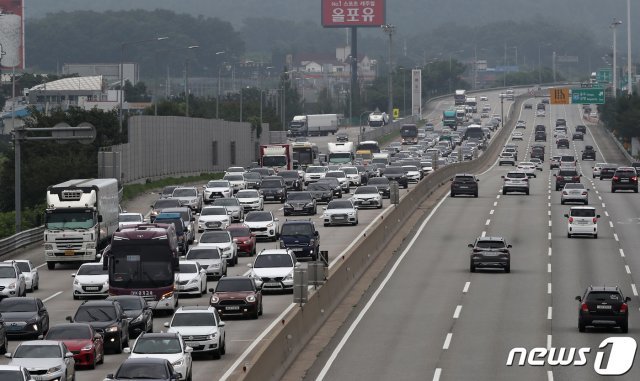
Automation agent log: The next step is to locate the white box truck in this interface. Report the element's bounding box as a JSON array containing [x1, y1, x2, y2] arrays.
[[307, 114, 339, 136], [328, 142, 354, 165], [44, 179, 120, 269]]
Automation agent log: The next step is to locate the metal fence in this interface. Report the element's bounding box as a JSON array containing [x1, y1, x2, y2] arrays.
[[0, 226, 43, 258]]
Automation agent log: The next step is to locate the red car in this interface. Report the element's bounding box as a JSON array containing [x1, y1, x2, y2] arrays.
[[45, 323, 104, 369], [227, 223, 256, 256]]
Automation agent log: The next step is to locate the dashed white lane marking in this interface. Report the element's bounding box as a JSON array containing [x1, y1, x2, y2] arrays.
[[548, 232, 552, 240], [547, 307, 553, 320], [547, 335, 552, 349], [548, 263, 552, 273], [463, 282, 470, 293], [548, 283, 552, 294], [433, 368, 442, 381], [548, 247, 552, 256], [598, 196, 602, 200], [548, 210, 551, 216], [614, 233, 619, 242], [605, 211, 609, 217], [548, 370, 554, 381], [453, 305, 462, 319], [547, 195, 550, 200], [602, 202, 606, 208], [609, 221, 614, 228], [489, 209, 494, 215], [626, 265, 631, 274], [493, 201, 498, 206], [485, 219, 491, 226], [548, 220, 552, 227], [43, 291, 63, 303], [547, 202, 551, 207], [632, 284, 638, 297], [481, 231, 486, 237], [496, 195, 501, 199], [620, 249, 625, 258], [442, 333, 452, 350]]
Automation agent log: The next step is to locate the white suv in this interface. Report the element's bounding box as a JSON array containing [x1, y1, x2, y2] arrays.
[[7, 260, 38, 292], [565, 206, 599, 239], [164, 306, 226, 359], [304, 166, 328, 185], [0, 262, 26, 298], [249, 249, 298, 292], [501, 171, 530, 195]]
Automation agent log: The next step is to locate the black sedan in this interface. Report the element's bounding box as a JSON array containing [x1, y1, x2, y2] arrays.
[[279, 170, 303, 191], [367, 177, 391, 198], [106, 295, 153, 338], [0, 297, 49, 339], [382, 166, 409, 189], [316, 178, 343, 198], [283, 192, 317, 216], [306, 183, 334, 203], [106, 358, 180, 381]]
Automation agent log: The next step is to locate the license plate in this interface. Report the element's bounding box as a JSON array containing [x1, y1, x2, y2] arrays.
[[459, 186, 468, 189], [185, 341, 199, 347], [575, 220, 589, 225], [64, 250, 75, 256], [622, 179, 629, 182], [361, 201, 370, 204], [265, 282, 280, 287], [85, 286, 99, 291], [226, 306, 240, 310], [596, 305, 612, 310], [334, 216, 345, 220], [292, 248, 303, 251]]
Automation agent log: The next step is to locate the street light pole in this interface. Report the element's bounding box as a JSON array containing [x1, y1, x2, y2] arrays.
[[214, 51, 225, 119], [611, 18, 622, 98], [626, 0, 632, 95], [381, 24, 396, 123], [184, 45, 199, 117]]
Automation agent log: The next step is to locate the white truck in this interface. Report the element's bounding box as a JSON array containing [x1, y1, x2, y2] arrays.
[[327, 142, 354, 165], [465, 97, 477, 113], [307, 114, 339, 136], [368, 112, 389, 127], [260, 144, 293, 172], [44, 178, 120, 269]]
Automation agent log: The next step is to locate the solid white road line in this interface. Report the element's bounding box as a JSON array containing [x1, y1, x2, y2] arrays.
[[463, 282, 470, 293], [43, 291, 63, 303], [315, 194, 449, 381], [443, 333, 453, 350], [453, 305, 462, 319]]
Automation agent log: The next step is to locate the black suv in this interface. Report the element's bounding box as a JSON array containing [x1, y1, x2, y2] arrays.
[[576, 125, 587, 134], [468, 236, 511, 273], [279, 170, 303, 191], [450, 174, 479, 198], [581, 145, 596, 161], [279, 220, 320, 261], [556, 137, 569, 149], [611, 167, 638, 193], [555, 118, 567, 127], [534, 131, 546, 142], [576, 286, 630, 333], [534, 124, 546, 133], [368, 177, 391, 198], [260, 176, 287, 203], [316, 178, 343, 198], [383, 166, 409, 188], [68, 300, 129, 353], [555, 167, 581, 190], [283, 191, 317, 216], [530, 146, 545, 161]]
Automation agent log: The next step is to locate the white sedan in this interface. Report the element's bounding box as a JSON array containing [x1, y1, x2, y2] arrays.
[[322, 199, 358, 226], [124, 332, 193, 381], [350, 186, 383, 209], [203, 180, 233, 203], [197, 231, 238, 266], [72, 263, 109, 300], [235, 189, 264, 211], [198, 206, 231, 232], [402, 165, 422, 182], [516, 162, 537, 178], [177, 260, 208, 296], [511, 131, 524, 141]]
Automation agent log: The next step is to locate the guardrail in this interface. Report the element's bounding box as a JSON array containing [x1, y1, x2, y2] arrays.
[[230, 93, 526, 381], [0, 226, 43, 257], [601, 123, 635, 164]]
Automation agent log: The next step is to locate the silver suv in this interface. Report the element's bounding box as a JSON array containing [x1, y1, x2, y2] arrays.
[[171, 187, 203, 213], [501, 171, 530, 195], [0, 262, 26, 298]]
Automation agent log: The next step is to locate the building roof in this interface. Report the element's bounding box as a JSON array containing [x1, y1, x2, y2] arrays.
[[30, 76, 104, 92]]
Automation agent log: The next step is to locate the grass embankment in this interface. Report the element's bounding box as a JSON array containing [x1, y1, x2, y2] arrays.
[[122, 173, 223, 201]]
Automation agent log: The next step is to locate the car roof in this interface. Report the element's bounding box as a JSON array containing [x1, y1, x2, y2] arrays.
[[18, 340, 60, 346], [78, 300, 118, 307], [477, 236, 505, 241], [570, 206, 595, 210], [122, 357, 171, 365], [175, 306, 216, 313], [259, 248, 291, 255], [586, 285, 622, 293]]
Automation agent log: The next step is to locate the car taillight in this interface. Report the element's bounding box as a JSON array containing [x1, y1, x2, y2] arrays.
[[632, 177, 637, 182], [592, 218, 598, 223], [568, 217, 574, 223], [573, 176, 580, 181], [557, 176, 564, 180], [581, 303, 589, 312], [620, 303, 628, 313], [613, 176, 619, 181], [582, 191, 587, 195]]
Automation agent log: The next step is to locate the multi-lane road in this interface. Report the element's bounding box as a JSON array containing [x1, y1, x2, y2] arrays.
[[0, 91, 512, 380], [304, 100, 640, 381]]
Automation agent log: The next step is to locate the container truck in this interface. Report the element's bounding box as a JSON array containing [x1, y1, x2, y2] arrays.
[[44, 178, 120, 269], [454, 89, 467, 105], [289, 114, 339, 137], [328, 142, 354, 165], [368, 112, 388, 127], [443, 109, 457, 129], [260, 144, 293, 172]]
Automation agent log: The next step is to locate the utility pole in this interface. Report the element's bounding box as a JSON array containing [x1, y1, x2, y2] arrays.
[[611, 18, 622, 98], [626, 0, 632, 95], [381, 24, 396, 123]]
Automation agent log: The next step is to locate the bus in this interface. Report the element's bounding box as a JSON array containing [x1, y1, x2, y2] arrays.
[[291, 142, 317, 168], [102, 223, 180, 312], [400, 124, 418, 145], [356, 140, 381, 154]]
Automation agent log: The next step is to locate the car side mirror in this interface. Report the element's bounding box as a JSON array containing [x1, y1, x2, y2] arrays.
[[247, 263, 253, 268], [185, 346, 193, 353], [575, 296, 582, 302], [65, 352, 74, 358], [596, 215, 601, 218], [274, 218, 279, 222], [219, 321, 226, 327], [163, 322, 170, 328], [563, 214, 569, 218], [500, 176, 504, 179], [209, 288, 215, 293], [65, 316, 73, 323], [106, 374, 114, 380], [450, 178, 453, 181], [4, 353, 11, 358], [71, 273, 76, 278], [123, 347, 131, 354], [37, 334, 44, 340], [625, 297, 632, 302], [507, 244, 512, 248], [94, 333, 102, 340], [467, 244, 474, 248]]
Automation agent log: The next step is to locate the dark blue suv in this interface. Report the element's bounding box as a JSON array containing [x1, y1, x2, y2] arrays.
[[279, 221, 320, 261]]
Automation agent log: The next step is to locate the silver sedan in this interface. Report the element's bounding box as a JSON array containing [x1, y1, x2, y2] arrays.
[[561, 183, 589, 205]]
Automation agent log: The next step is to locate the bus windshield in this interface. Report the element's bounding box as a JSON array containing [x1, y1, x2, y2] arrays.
[[109, 244, 175, 289], [293, 148, 314, 165]]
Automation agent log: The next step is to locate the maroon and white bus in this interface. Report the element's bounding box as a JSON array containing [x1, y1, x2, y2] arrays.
[[102, 223, 180, 312]]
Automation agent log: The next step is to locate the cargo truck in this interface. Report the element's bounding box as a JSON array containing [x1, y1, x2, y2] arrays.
[[328, 142, 354, 165], [368, 112, 388, 127], [289, 114, 339, 136], [443, 109, 457, 129], [260, 144, 293, 172], [44, 178, 120, 269], [454, 89, 467, 105]]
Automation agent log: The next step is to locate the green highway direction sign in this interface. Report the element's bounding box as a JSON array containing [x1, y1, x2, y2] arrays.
[[597, 68, 612, 83], [571, 88, 605, 105]]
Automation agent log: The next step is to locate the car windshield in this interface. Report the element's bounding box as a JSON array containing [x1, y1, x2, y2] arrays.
[[179, 263, 198, 274], [354, 187, 378, 194], [507, 173, 526, 179], [558, 170, 577, 176], [368, 178, 389, 185], [199, 232, 230, 243], [213, 198, 240, 206], [476, 240, 506, 249], [402, 166, 418, 172], [571, 209, 596, 217], [216, 278, 255, 292], [616, 170, 636, 176], [306, 167, 325, 173], [171, 313, 216, 327], [74, 306, 117, 322], [254, 254, 293, 268], [236, 190, 259, 198], [325, 172, 345, 178], [384, 167, 403, 175], [245, 212, 272, 222], [228, 227, 251, 237], [46, 325, 91, 340], [173, 189, 197, 197], [187, 248, 220, 260], [0, 267, 16, 278], [341, 167, 358, 175], [564, 184, 585, 189], [207, 181, 229, 188], [261, 180, 282, 188], [77, 264, 107, 276], [14, 262, 31, 273], [116, 362, 170, 379], [281, 223, 314, 236], [244, 172, 261, 180], [455, 176, 475, 182], [120, 214, 142, 222], [279, 171, 298, 178], [224, 175, 244, 181], [133, 337, 182, 354], [586, 292, 621, 303], [226, 167, 244, 173], [307, 183, 331, 191], [161, 186, 177, 196], [0, 299, 36, 312], [153, 199, 181, 209], [201, 208, 226, 216], [328, 201, 353, 209], [561, 156, 575, 161], [287, 193, 312, 201], [13, 344, 61, 359]]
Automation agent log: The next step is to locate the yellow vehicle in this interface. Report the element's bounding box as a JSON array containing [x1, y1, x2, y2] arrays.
[[355, 149, 372, 164]]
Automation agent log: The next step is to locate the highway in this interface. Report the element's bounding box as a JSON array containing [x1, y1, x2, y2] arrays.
[[0, 92, 506, 380], [306, 101, 640, 381]]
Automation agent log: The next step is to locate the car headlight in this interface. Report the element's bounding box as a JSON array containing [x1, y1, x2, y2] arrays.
[[283, 272, 293, 281], [73, 279, 79, 286], [284, 203, 292, 208], [131, 314, 144, 324], [266, 223, 274, 228], [305, 203, 314, 207], [212, 263, 221, 268], [172, 358, 184, 367], [246, 295, 256, 303], [210, 295, 220, 304], [7, 282, 15, 289], [188, 277, 198, 284], [105, 326, 119, 333], [207, 333, 218, 340], [47, 366, 62, 374], [223, 247, 231, 252], [44, 243, 54, 250], [160, 291, 174, 301], [81, 343, 93, 351]]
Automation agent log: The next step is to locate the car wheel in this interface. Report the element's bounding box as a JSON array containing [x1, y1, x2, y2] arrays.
[[212, 346, 221, 360], [186, 369, 193, 381], [114, 337, 123, 354], [561, 200, 565, 205], [47, 262, 55, 270], [450, 192, 455, 197], [353, 219, 358, 226], [594, 234, 598, 239], [259, 302, 263, 316], [502, 190, 507, 195], [504, 263, 511, 273], [525, 190, 530, 195], [635, 188, 638, 193], [88, 350, 96, 370], [470, 260, 476, 273], [567, 233, 572, 238], [251, 307, 259, 319], [377, 203, 382, 209], [621, 321, 629, 333], [611, 188, 616, 193], [474, 192, 478, 198], [578, 320, 586, 332], [0, 335, 6, 355], [34, 277, 39, 291], [324, 223, 329, 227], [220, 338, 226, 355], [234, 255, 238, 266]]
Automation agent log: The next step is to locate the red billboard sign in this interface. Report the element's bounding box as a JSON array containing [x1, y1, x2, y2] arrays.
[[0, 0, 25, 69], [321, 0, 385, 28]]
